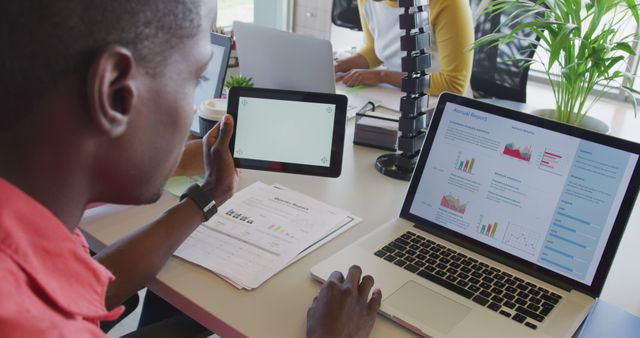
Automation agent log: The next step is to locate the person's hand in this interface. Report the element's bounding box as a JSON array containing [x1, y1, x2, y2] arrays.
[[307, 266, 382, 338], [334, 59, 351, 74], [201, 114, 238, 206], [336, 69, 383, 87]]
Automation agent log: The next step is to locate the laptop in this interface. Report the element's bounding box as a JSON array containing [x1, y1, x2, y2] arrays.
[[311, 93, 640, 337], [190, 32, 232, 135], [233, 21, 371, 118]]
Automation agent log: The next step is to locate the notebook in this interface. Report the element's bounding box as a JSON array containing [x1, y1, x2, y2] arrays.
[[311, 92, 640, 337]]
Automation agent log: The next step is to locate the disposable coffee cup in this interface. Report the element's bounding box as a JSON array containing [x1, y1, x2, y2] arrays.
[[197, 99, 227, 137]]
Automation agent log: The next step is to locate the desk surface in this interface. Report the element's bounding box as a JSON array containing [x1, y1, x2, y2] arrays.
[[80, 95, 640, 338]]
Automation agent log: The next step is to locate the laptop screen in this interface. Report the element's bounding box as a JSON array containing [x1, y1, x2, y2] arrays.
[[404, 94, 640, 292], [190, 33, 232, 135], [194, 33, 232, 105]]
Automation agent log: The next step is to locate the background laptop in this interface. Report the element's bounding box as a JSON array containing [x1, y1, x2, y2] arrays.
[[233, 21, 335, 93], [233, 21, 370, 118], [190, 32, 232, 135], [312, 93, 640, 337]]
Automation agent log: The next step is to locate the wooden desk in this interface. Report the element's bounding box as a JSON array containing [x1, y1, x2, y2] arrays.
[[81, 121, 418, 338], [80, 103, 640, 337]]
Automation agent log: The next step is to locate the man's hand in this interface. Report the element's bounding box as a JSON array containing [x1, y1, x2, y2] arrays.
[[307, 266, 382, 338], [336, 69, 383, 87], [201, 114, 238, 205]]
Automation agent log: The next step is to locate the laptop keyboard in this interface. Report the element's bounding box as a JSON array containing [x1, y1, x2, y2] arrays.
[[374, 231, 563, 330]]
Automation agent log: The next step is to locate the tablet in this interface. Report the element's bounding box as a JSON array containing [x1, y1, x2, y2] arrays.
[[227, 87, 347, 177]]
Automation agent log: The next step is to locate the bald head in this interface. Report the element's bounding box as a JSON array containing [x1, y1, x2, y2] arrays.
[[0, 0, 203, 128]]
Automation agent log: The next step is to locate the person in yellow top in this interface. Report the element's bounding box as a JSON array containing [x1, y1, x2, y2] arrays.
[[335, 0, 474, 96]]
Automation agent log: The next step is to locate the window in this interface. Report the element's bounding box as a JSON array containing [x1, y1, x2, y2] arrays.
[[217, 0, 254, 28]]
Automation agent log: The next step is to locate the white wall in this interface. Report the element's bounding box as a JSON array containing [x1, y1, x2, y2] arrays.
[[330, 24, 363, 52]]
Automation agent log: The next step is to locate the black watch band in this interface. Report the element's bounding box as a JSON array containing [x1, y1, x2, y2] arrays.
[[180, 183, 217, 221]]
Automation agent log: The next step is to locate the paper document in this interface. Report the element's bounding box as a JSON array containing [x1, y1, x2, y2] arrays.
[[165, 176, 204, 197], [175, 182, 361, 289], [336, 82, 403, 112]]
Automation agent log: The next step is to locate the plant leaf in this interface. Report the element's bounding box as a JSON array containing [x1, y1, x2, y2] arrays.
[[548, 24, 578, 70], [612, 42, 637, 56], [623, 0, 640, 24]]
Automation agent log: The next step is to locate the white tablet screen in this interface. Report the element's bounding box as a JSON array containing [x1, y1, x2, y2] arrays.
[[233, 97, 336, 167]]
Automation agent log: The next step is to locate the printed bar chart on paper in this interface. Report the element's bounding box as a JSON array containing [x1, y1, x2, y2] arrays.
[[502, 142, 532, 162], [175, 182, 362, 290], [225, 209, 255, 225], [440, 194, 467, 214], [267, 224, 285, 234], [454, 151, 476, 174]]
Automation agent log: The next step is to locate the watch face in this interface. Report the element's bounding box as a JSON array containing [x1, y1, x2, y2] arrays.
[[203, 199, 217, 220], [204, 200, 217, 211]]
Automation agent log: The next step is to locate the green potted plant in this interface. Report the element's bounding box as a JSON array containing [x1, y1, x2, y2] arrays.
[[213, 26, 228, 36], [473, 0, 640, 130], [224, 74, 254, 89], [222, 74, 254, 98]]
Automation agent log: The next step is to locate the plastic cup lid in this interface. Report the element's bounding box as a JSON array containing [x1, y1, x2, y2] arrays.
[[197, 99, 227, 120]]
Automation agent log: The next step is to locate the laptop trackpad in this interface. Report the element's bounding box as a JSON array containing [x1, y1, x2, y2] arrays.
[[384, 281, 471, 334]]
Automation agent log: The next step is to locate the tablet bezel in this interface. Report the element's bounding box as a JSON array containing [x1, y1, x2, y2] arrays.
[[227, 87, 347, 178]]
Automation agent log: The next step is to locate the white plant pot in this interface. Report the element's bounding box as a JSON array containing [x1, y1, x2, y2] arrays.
[[532, 109, 610, 134]]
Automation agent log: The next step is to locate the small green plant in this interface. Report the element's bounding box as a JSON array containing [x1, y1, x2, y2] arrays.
[[473, 0, 640, 127], [224, 74, 254, 89], [213, 26, 227, 35]]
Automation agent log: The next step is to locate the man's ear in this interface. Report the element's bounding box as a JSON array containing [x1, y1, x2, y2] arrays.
[[87, 46, 136, 138]]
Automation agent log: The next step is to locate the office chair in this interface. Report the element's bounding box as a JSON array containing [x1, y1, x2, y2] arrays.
[[332, 0, 363, 31], [470, 0, 542, 106]]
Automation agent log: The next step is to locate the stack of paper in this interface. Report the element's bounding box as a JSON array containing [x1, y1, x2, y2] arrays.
[[353, 107, 400, 151], [174, 182, 361, 290]]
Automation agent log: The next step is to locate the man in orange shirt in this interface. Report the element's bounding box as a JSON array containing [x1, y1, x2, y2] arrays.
[[0, 1, 381, 337]]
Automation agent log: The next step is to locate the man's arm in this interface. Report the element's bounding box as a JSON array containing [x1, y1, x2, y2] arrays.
[[95, 115, 237, 310]]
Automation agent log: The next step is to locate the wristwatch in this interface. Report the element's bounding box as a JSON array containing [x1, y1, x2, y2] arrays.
[[180, 183, 217, 221]]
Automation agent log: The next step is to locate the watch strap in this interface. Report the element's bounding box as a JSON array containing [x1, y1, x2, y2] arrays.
[[180, 183, 217, 221]]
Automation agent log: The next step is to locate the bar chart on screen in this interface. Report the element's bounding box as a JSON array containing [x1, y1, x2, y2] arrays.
[[537, 148, 568, 176], [478, 219, 499, 239], [454, 151, 477, 174]]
